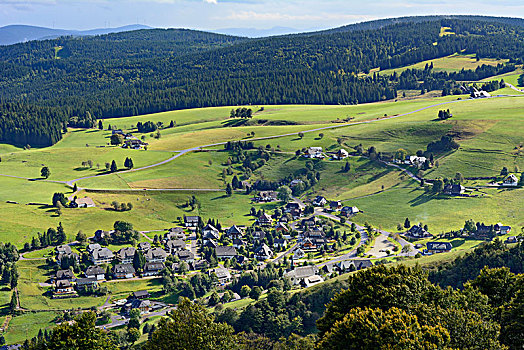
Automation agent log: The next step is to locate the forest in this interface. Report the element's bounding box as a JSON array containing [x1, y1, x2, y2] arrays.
[[1, 16, 524, 146]]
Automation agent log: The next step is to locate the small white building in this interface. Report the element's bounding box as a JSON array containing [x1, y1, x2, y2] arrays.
[[303, 147, 324, 159], [502, 174, 519, 187], [406, 156, 427, 168], [334, 149, 349, 160]]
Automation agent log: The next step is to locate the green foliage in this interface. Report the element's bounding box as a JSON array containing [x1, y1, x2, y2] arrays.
[[40, 166, 50, 179]]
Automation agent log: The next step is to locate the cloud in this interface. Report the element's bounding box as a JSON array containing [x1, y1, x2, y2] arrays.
[[226, 10, 376, 22], [203, 0, 217, 3]]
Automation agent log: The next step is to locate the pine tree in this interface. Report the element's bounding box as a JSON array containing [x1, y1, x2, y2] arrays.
[[110, 160, 118, 173]]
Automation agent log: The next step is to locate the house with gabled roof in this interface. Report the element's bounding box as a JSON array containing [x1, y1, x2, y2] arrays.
[[116, 247, 136, 264], [56, 269, 75, 282], [426, 242, 452, 254], [144, 247, 167, 263], [443, 184, 465, 196], [209, 267, 231, 284], [312, 196, 327, 207], [254, 243, 273, 260], [138, 242, 151, 251], [340, 206, 359, 217], [164, 239, 186, 255], [502, 174, 519, 187], [113, 264, 135, 279], [226, 225, 244, 239], [177, 250, 195, 264], [202, 224, 220, 242], [184, 216, 201, 228], [142, 262, 165, 277], [285, 266, 319, 285], [215, 246, 238, 259], [334, 149, 349, 160], [406, 225, 432, 239], [85, 266, 106, 280], [257, 212, 273, 227], [91, 247, 114, 265]]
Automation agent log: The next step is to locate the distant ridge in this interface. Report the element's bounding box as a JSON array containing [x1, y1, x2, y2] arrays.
[[0, 24, 153, 46]]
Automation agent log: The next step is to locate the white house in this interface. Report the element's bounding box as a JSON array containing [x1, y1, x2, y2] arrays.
[[303, 147, 324, 159], [406, 156, 427, 168], [502, 174, 519, 187], [334, 149, 349, 160]]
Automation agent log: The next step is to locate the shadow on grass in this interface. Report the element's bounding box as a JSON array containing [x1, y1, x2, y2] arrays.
[[408, 193, 436, 207]]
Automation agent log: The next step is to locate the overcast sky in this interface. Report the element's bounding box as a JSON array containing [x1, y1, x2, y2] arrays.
[[1, 0, 523, 31]]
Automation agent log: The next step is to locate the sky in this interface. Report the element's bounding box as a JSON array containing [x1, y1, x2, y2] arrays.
[[0, 0, 523, 32]]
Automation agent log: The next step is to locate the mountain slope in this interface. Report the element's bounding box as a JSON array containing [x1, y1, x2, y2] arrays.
[[0, 24, 152, 46]]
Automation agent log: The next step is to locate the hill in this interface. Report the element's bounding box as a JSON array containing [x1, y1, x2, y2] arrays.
[[0, 16, 523, 146], [0, 24, 152, 46]]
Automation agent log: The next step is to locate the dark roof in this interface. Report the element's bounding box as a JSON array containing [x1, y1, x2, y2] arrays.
[[144, 247, 167, 260], [116, 247, 136, 260], [165, 239, 186, 250], [56, 245, 72, 254], [227, 225, 244, 235], [177, 250, 195, 260], [138, 242, 151, 250], [144, 262, 165, 272], [427, 242, 452, 251], [56, 269, 74, 280], [85, 266, 105, 276], [215, 246, 238, 257], [91, 247, 114, 260], [184, 216, 201, 222], [76, 277, 98, 285], [113, 264, 136, 274], [132, 290, 150, 298], [55, 279, 71, 288]]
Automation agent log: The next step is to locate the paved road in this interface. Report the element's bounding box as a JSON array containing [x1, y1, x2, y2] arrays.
[[505, 83, 524, 93]]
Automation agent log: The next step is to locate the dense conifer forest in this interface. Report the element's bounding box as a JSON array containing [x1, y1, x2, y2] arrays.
[[0, 16, 523, 146]]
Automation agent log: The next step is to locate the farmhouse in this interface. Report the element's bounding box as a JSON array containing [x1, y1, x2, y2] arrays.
[[76, 278, 98, 290], [340, 206, 359, 217], [406, 156, 427, 168], [131, 290, 150, 300], [329, 201, 342, 211], [226, 225, 244, 239], [123, 139, 148, 149], [202, 224, 220, 242], [124, 299, 151, 314], [495, 223, 512, 234], [303, 147, 324, 159], [406, 225, 432, 238], [502, 174, 519, 187], [86, 243, 102, 254], [71, 197, 96, 208], [426, 242, 452, 254], [334, 149, 349, 160], [443, 184, 465, 196], [252, 191, 278, 203], [54, 280, 76, 298], [55, 269, 75, 282]]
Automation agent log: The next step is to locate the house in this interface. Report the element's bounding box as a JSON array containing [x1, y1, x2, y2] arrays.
[[303, 147, 324, 159], [209, 267, 231, 284], [137, 242, 151, 251], [86, 243, 102, 254], [54, 280, 76, 297], [165, 227, 186, 241], [131, 290, 150, 300], [202, 224, 220, 242], [443, 184, 465, 196], [177, 250, 195, 264], [312, 196, 327, 207], [142, 262, 165, 277], [85, 266, 106, 280], [426, 242, 452, 254], [495, 223, 512, 235], [215, 246, 238, 259], [472, 90, 491, 98], [289, 179, 304, 187], [91, 247, 114, 265], [124, 299, 151, 314], [275, 223, 289, 233], [293, 248, 305, 260], [164, 239, 186, 254], [303, 275, 325, 288], [253, 229, 266, 241], [253, 191, 278, 203], [285, 202, 302, 213], [112, 129, 124, 135], [72, 197, 96, 208], [329, 201, 342, 211], [144, 247, 167, 263], [407, 225, 432, 239], [116, 247, 136, 264], [334, 149, 349, 160], [56, 245, 72, 255], [285, 266, 319, 285], [204, 239, 218, 249], [302, 238, 317, 250], [273, 238, 287, 249], [76, 277, 98, 289], [184, 216, 201, 228], [226, 225, 244, 239], [257, 212, 273, 227], [254, 243, 274, 260], [506, 236, 523, 244], [232, 239, 246, 249], [407, 156, 427, 168], [123, 139, 148, 150], [57, 252, 79, 266], [502, 174, 519, 187], [56, 269, 75, 282], [113, 264, 136, 279], [301, 217, 317, 228], [355, 260, 373, 270], [340, 206, 359, 217]]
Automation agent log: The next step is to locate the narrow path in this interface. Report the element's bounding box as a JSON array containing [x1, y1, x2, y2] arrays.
[[505, 83, 524, 93]]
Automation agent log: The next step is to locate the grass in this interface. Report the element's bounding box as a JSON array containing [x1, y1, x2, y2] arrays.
[[4, 311, 58, 345], [376, 53, 508, 75]]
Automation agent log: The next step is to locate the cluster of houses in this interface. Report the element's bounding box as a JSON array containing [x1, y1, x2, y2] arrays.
[[112, 129, 148, 150]]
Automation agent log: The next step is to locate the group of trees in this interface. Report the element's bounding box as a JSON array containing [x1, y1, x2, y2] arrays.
[[0, 243, 19, 292], [23, 223, 67, 253], [110, 201, 133, 212], [426, 135, 460, 153], [437, 109, 453, 120], [229, 108, 253, 119]]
